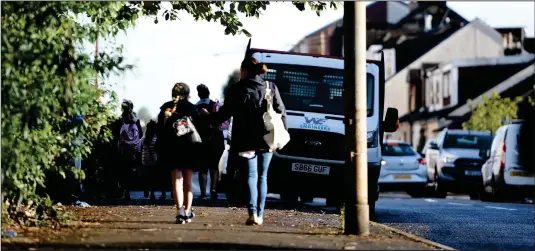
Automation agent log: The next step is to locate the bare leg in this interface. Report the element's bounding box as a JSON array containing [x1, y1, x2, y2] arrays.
[[182, 169, 194, 213], [171, 169, 184, 211], [199, 169, 208, 197], [210, 168, 219, 195]]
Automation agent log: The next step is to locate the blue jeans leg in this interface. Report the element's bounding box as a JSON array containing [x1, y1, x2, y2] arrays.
[[257, 151, 273, 218], [246, 151, 273, 218]]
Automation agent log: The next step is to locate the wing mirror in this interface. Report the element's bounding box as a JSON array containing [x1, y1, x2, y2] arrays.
[[383, 107, 399, 133]]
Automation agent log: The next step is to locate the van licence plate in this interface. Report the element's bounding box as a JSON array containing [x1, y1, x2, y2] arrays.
[[292, 163, 330, 175], [510, 171, 533, 177], [394, 174, 412, 180]]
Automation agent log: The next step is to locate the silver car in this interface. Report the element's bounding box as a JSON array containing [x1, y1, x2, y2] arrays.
[[378, 140, 428, 197]]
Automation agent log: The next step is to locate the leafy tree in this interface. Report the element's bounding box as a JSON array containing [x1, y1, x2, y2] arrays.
[[222, 69, 241, 100], [463, 92, 525, 133], [1, 1, 338, 225]]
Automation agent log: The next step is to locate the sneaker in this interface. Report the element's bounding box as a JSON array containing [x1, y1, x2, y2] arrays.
[[175, 213, 186, 224], [255, 216, 263, 225], [245, 215, 257, 226], [198, 195, 209, 200], [185, 210, 195, 223]]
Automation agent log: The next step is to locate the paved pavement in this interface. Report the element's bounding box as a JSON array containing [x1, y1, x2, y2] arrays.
[[374, 193, 535, 251], [128, 174, 534, 250]]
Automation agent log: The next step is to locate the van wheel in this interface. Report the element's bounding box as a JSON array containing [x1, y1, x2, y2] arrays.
[[326, 196, 341, 207], [280, 193, 298, 203], [300, 196, 314, 203]]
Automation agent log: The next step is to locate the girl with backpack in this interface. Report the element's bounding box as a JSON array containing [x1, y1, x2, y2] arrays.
[[113, 100, 143, 200], [156, 82, 202, 224], [204, 57, 288, 226]]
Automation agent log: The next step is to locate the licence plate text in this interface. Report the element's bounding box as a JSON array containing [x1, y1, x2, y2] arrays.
[[292, 163, 330, 175], [394, 174, 412, 180], [464, 170, 481, 176], [510, 171, 533, 177]]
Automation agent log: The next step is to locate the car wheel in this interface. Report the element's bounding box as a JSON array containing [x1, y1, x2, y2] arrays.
[[434, 169, 447, 198], [480, 184, 493, 202], [490, 176, 503, 202], [408, 186, 428, 198], [468, 191, 480, 200]]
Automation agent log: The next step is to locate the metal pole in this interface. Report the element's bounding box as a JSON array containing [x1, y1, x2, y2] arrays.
[[344, 0, 369, 236]]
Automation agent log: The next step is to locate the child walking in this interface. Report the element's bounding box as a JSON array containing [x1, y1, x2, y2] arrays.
[[142, 120, 166, 200]]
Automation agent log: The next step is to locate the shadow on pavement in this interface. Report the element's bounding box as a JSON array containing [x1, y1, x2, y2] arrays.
[[85, 197, 338, 215], [2, 242, 319, 250]]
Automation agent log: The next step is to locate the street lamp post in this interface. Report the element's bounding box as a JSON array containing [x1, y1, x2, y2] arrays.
[[343, 1, 369, 236]]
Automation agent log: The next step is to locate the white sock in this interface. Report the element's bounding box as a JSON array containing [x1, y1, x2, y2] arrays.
[[185, 208, 191, 216], [178, 207, 185, 216]]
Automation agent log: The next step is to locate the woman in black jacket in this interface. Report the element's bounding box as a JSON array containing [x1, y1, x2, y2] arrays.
[[208, 57, 287, 226], [156, 82, 200, 224]]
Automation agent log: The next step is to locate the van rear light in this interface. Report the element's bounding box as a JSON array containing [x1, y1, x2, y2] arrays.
[[417, 158, 425, 165]]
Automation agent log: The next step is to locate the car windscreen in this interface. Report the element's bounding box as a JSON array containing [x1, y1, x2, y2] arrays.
[[262, 63, 374, 116], [382, 143, 417, 156], [443, 134, 493, 149]]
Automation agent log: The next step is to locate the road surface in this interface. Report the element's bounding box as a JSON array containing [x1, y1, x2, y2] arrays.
[[374, 193, 535, 250]]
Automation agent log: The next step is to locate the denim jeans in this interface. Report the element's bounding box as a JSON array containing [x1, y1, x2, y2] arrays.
[[245, 150, 274, 218]]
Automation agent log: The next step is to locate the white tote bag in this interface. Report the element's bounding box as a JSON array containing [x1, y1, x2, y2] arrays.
[[262, 81, 290, 151]]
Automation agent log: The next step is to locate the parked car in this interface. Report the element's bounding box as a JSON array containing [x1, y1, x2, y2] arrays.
[[481, 120, 534, 201], [378, 140, 428, 197], [426, 129, 493, 199]]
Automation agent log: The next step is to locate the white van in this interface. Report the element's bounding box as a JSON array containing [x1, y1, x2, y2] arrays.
[[481, 120, 534, 201], [218, 40, 398, 216]]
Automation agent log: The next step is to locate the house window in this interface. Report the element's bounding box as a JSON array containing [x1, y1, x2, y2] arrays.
[[443, 72, 451, 106]]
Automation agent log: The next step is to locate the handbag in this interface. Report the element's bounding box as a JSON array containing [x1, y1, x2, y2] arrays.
[[262, 81, 290, 151], [171, 116, 202, 144]]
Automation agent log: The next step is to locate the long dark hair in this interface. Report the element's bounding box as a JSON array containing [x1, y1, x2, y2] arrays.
[[241, 57, 267, 77], [144, 120, 157, 144]]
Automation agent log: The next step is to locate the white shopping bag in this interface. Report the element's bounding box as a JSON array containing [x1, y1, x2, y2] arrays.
[[218, 148, 229, 180]]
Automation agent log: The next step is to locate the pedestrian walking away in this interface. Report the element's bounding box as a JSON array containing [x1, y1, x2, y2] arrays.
[[205, 57, 288, 226], [195, 84, 226, 201], [156, 82, 203, 224], [141, 120, 166, 201], [112, 100, 143, 201]]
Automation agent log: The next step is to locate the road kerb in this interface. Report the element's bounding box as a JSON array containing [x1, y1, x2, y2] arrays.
[[370, 221, 456, 250]]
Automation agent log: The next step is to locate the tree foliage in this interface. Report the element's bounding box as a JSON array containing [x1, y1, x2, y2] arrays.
[[1, 1, 337, 224], [462, 92, 527, 133]]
